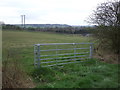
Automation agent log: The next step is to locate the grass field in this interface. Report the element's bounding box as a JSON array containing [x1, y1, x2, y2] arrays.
[[2, 30, 119, 88]]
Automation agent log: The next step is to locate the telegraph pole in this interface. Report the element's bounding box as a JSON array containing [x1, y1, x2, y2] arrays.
[[21, 15, 23, 27], [23, 15, 25, 28], [21, 15, 25, 28]]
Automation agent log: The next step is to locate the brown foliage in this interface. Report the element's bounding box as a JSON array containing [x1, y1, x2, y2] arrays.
[[88, 0, 120, 63], [2, 49, 34, 88]]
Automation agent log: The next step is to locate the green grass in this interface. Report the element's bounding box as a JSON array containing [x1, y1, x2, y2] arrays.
[[2, 30, 119, 88], [31, 59, 119, 88]]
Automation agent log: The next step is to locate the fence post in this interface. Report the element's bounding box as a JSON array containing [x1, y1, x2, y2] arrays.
[[56, 45, 58, 65], [34, 45, 37, 67], [37, 45, 40, 67], [89, 43, 93, 59], [73, 43, 76, 61]]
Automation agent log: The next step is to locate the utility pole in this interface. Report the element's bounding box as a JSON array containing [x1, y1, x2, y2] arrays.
[[23, 15, 25, 28], [21, 15, 25, 28], [21, 15, 23, 27]]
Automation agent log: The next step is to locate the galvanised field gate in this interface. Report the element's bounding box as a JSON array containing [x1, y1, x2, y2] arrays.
[[34, 43, 93, 67]]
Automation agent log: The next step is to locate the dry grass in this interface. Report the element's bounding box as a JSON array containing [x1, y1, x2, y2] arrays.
[[93, 47, 119, 64], [2, 48, 35, 88]]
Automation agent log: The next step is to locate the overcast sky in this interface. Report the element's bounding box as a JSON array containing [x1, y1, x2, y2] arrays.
[[0, 0, 108, 25]]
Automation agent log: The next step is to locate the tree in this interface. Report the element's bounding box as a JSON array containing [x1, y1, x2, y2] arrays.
[[89, 0, 120, 26], [88, 0, 120, 62]]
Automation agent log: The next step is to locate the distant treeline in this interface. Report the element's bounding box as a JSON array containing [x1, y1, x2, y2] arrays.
[[2, 24, 96, 35], [2, 24, 21, 30]]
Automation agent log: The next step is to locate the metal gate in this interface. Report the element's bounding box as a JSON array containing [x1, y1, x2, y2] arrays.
[[34, 43, 93, 67]]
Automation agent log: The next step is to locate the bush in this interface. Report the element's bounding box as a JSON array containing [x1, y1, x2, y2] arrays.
[[88, 1, 120, 63]]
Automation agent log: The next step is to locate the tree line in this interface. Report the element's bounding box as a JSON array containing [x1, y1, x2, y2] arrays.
[[2, 24, 95, 35]]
